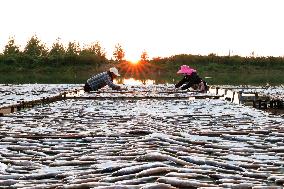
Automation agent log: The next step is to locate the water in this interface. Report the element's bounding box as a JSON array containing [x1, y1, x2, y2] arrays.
[[1, 69, 284, 85], [115, 78, 155, 85]]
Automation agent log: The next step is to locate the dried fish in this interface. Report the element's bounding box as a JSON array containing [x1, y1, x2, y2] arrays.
[[22, 150, 46, 156], [20, 172, 60, 180], [253, 186, 282, 189], [140, 183, 177, 189], [135, 152, 192, 166], [63, 182, 111, 189], [177, 167, 215, 175], [242, 171, 270, 179], [112, 162, 168, 176], [99, 173, 136, 183], [157, 177, 215, 187], [69, 177, 105, 184], [94, 185, 142, 189], [0, 174, 24, 180], [165, 172, 211, 179], [136, 167, 176, 178], [0, 179, 18, 186], [230, 183, 253, 189], [204, 159, 245, 172], [115, 176, 160, 185], [49, 160, 94, 167]]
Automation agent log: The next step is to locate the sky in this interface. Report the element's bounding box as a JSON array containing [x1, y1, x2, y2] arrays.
[[1, 0, 284, 61]]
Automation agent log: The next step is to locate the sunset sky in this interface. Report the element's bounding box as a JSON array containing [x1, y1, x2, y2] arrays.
[[1, 0, 284, 61]]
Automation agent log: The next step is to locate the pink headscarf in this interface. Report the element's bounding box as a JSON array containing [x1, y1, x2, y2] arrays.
[[177, 65, 196, 75]]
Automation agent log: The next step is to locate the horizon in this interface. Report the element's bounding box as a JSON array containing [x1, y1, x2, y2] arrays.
[[2, 35, 284, 59], [1, 0, 284, 61]]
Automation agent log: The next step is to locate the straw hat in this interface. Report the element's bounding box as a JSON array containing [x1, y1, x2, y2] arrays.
[[109, 67, 120, 76]]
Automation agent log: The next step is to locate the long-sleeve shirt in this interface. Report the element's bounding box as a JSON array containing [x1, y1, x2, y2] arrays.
[[87, 71, 120, 91], [175, 72, 203, 90]]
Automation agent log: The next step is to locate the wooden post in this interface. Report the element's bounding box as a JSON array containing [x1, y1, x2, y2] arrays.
[[270, 100, 274, 108], [258, 100, 261, 109], [263, 101, 267, 109], [238, 91, 243, 104], [232, 91, 235, 103]]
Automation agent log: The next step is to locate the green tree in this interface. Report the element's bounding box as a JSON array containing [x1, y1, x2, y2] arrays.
[[48, 38, 66, 64], [91, 41, 106, 58], [80, 41, 106, 57], [113, 43, 125, 64], [64, 41, 80, 64], [66, 41, 80, 56], [24, 35, 48, 57], [3, 36, 20, 55], [49, 38, 65, 56], [79, 41, 107, 66]]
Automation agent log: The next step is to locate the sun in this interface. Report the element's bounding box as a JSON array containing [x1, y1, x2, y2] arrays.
[[117, 56, 161, 79], [126, 56, 140, 65], [129, 60, 139, 65]]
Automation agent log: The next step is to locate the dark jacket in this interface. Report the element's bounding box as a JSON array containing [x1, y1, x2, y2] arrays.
[[86, 71, 120, 91], [175, 72, 207, 90]]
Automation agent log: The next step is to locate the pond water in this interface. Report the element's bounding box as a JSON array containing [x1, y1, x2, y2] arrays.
[[1, 69, 284, 85], [115, 78, 155, 85]]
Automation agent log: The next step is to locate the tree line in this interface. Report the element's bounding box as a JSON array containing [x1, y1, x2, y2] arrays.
[[1, 35, 284, 70], [0, 36, 128, 66]]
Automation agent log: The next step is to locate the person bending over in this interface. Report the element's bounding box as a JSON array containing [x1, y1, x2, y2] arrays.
[[175, 65, 208, 93], [84, 67, 122, 92]]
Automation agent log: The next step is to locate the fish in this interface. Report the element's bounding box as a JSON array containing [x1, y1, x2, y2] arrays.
[[99, 173, 136, 183], [20, 172, 60, 180], [112, 162, 168, 176], [115, 176, 160, 185], [157, 177, 216, 187], [204, 160, 245, 172], [23, 150, 46, 156], [49, 160, 94, 167], [0, 179, 18, 186], [6, 160, 40, 167], [219, 183, 253, 188], [136, 167, 177, 178], [69, 177, 105, 184], [165, 172, 211, 179], [135, 152, 192, 166], [95, 185, 142, 189], [62, 182, 110, 189], [242, 171, 270, 179], [140, 183, 177, 189], [251, 186, 282, 189]]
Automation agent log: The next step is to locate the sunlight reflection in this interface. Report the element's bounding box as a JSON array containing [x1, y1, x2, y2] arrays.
[[115, 78, 155, 85]]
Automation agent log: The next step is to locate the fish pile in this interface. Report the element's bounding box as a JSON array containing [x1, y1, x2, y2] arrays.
[[0, 84, 82, 108], [0, 85, 284, 188]]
